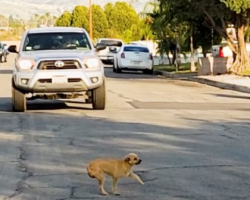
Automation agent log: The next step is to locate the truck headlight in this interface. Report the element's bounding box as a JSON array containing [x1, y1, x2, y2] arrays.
[[83, 58, 101, 69], [17, 58, 35, 70]]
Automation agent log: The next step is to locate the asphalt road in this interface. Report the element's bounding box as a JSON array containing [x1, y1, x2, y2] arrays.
[[1, 55, 250, 200]]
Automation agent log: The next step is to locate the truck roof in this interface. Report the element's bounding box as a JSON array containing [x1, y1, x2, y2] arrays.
[[27, 27, 86, 34]]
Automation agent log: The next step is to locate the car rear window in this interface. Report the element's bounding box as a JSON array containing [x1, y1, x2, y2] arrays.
[[99, 40, 122, 47], [124, 46, 149, 53]]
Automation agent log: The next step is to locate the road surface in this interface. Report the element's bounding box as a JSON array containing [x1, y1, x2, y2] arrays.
[[0, 55, 250, 200]]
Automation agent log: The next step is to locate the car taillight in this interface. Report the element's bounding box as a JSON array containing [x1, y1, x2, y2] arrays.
[[149, 53, 153, 60], [121, 52, 125, 58], [219, 47, 224, 57]]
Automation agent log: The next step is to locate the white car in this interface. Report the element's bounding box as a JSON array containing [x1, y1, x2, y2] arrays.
[[211, 43, 250, 57], [113, 44, 154, 74], [97, 38, 123, 64]]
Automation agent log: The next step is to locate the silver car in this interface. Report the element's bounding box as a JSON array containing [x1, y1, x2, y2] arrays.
[[8, 27, 107, 112]]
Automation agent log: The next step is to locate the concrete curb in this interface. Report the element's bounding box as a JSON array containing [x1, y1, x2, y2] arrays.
[[189, 76, 250, 94], [155, 70, 250, 94], [154, 70, 196, 79]]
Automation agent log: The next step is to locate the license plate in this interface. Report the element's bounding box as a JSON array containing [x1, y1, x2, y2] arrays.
[[132, 61, 141, 64], [52, 76, 68, 84]]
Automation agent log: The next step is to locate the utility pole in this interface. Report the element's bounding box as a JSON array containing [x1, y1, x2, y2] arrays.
[[89, 0, 93, 40]]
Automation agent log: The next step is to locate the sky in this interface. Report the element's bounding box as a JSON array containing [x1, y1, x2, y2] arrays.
[[0, 0, 151, 20]]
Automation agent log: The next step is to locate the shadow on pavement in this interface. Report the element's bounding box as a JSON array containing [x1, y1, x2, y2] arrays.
[[0, 69, 13, 74], [0, 97, 93, 112], [207, 93, 250, 100], [0, 107, 250, 199], [104, 68, 158, 80]]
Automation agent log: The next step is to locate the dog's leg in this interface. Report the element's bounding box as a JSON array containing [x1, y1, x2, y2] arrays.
[[96, 174, 109, 195], [112, 178, 120, 195], [128, 172, 144, 185]]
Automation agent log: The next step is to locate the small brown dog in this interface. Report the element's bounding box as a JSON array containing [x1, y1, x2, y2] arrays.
[[86, 153, 144, 195]]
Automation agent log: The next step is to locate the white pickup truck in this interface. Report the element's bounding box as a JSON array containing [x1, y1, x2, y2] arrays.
[[97, 38, 123, 64]]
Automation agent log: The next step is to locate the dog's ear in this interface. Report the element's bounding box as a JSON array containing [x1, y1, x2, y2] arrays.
[[125, 157, 130, 162]]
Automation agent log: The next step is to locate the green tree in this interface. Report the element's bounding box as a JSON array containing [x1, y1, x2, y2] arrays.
[[190, 19, 222, 57], [8, 15, 15, 27], [71, 5, 89, 31], [123, 29, 133, 42], [139, 19, 154, 41], [55, 11, 72, 27], [220, 0, 250, 73], [92, 5, 108, 39], [164, 0, 250, 73], [108, 2, 139, 38], [104, 3, 114, 27], [149, 1, 188, 67]]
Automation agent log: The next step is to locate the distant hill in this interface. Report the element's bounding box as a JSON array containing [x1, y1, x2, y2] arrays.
[[0, 0, 150, 20]]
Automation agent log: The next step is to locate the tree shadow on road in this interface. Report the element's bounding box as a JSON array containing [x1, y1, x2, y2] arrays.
[[0, 108, 250, 199], [206, 93, 250, 100]]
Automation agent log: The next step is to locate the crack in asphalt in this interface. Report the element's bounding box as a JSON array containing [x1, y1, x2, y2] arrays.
[[221, 124, 240, 136], [53, 124, 66, 132], [0, 161, 18, 163], [5, 147, 33, 199], [3, 115, 33, 200], [108, 90, 138, 102]]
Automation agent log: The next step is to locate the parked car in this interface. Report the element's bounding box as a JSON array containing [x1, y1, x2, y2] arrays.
[[211, 42, 250, 57], [113, 44, 154, 74], [7, 27, 107, 112], [97, 38, 123, 64], [0, 42, 8, 62]]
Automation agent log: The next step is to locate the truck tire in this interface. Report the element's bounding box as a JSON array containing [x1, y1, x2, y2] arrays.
[[143, 68, 154, 75], [117, 62, 122, 73], [113, 62, 117, 72], [12, 80, 26, 112], [92, 80, 106, 110]]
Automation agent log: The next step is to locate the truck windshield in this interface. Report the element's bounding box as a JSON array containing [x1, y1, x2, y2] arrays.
[[22, 32, 92, 51]]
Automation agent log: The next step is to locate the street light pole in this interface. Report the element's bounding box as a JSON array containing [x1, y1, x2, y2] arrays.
[[89, 0, 93, 40]]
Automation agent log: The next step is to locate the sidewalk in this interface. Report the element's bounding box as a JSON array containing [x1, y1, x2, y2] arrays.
[[155, 70, 250, 94]]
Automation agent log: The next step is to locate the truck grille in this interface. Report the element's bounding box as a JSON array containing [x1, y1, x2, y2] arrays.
[[37, 60, 81, 70]]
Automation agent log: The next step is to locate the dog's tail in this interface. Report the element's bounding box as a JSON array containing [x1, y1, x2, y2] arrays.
[[86, 164, 95, 178]]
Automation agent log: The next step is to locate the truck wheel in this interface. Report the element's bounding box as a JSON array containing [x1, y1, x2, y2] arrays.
[[0, 56, 2, 63], [92, 80, 106, 110], [144, 68, 154, 75], [117, 62, 122, 73], [113, 62, 117, 72], [12, 80, 26, 112]]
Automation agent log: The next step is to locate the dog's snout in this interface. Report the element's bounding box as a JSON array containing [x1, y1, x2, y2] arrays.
[[136, 159, 142, 165]]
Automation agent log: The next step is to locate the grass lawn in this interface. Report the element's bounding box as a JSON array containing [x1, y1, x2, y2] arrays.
[[154, 63, 197, 73]]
